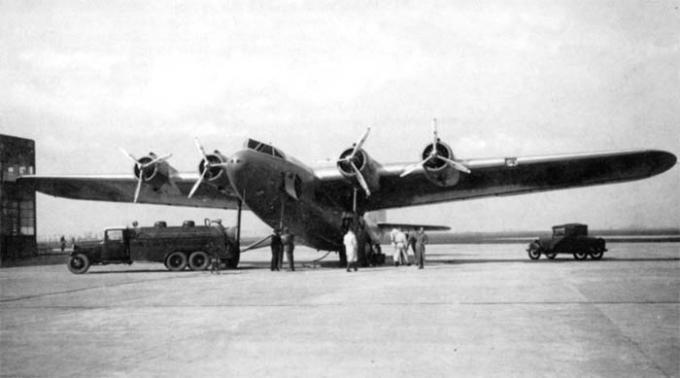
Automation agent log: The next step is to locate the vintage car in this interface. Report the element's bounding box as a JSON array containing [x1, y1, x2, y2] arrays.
[[526, 223, 606, 261]]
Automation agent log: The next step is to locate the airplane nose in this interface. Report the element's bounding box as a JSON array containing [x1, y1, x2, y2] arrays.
[[225, 150, 250, 195]]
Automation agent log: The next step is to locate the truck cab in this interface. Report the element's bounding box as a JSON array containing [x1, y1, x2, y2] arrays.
[[101, 228, 131, 262]]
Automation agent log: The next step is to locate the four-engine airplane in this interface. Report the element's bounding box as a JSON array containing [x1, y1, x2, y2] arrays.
[[18, 121, 677, 267]]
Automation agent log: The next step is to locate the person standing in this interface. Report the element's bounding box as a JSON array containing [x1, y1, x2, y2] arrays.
[[60, 236, 66, 253], [270, 229, 282, 271], [344, 228, 358, 272], [282, 227, 295, 271], [395, 229, 409, 266], [408, 232, 417, 264], [415, 227, 428, 269]]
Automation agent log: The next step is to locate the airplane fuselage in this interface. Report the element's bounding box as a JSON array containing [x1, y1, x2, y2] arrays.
[[226, 148, 349, 250]]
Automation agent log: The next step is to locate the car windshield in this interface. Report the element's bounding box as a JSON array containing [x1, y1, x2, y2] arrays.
[[246, 139, 285, 159], [553, 227, 565, 237]]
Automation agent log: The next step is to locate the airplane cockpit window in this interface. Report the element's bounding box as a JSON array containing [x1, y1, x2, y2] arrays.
[[245, 139, 285, 159]]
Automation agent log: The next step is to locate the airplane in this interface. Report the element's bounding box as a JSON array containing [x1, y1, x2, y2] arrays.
[[18, 121, 677, 267]]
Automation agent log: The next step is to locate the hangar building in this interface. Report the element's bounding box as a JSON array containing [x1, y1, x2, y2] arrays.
[[0, 134, 37, 263]]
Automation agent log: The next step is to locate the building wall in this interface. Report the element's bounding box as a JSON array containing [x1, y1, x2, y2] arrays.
[[0, 134, 37, 263]]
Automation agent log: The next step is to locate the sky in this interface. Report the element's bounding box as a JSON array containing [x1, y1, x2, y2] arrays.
[[1, 0, 678, 240]]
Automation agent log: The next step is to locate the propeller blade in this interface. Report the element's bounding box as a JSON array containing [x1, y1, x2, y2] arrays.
[[400, 162, 424, 178], [133, 175, 143, 203], [350, 162, 371, 197], [440, 157, 471, 174], [119, 147, 140, 166], [141, 153, 172, 168], [349, 127, 371, 160], [432, 118, 438, 156], [194, 138, 209, 159], [188, 167, 209, 199]]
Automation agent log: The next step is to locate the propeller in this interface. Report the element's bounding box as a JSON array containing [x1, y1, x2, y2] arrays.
[[119, 148, 172, 203], [338, 128, 372, 197], [188, 138, 229, 199], [400, 119, 471, 177]]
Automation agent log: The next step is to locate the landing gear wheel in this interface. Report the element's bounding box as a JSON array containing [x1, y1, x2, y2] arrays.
[[589, 249, 604, 260], [188, 251, 210, 270], [545, 252, 557, 260], [573, 251, 588, 261], [166, 252, 188, 271], [67, 253, 90, 274]]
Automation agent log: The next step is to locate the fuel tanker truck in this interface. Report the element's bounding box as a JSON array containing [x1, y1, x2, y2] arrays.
[[67, 219, 239, 274]]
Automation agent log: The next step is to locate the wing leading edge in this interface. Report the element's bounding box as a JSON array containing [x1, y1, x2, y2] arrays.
[[317, 149, 676, 211], [18, 174, 244, 210]]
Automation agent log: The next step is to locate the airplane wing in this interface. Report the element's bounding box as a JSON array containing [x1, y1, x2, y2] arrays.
[[316, 149, 676, 211], [18, 173, 245, 210]]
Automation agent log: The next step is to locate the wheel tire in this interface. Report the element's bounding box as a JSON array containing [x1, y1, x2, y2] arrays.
[[527, 248, 541, 260], [589, 248, 604, 260], [545, 252, 557, 260], [166, 252, 188, 271], [188, 251, 210, 271], [527, 242, 541, 260], [573, 251, 588, 261], [67, 253, 91, 274]]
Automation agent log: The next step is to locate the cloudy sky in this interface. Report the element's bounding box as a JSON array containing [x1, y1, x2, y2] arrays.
[[1, 0, 678, 239]]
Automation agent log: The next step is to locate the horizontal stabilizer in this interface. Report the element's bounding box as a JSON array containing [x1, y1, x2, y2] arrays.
[[377, 222, 450, 232]]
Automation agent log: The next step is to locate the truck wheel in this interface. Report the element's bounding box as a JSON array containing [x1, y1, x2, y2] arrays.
[[188, 251, 210, 270], [166, 252, 188, 271], [545, 252, 557, 260], [67, 253, 90, 274], [573, 251, 588, 261], [589, 248, 604, 260]]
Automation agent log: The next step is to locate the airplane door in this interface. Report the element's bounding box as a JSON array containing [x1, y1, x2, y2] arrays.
[[103, 229, 127, 261]]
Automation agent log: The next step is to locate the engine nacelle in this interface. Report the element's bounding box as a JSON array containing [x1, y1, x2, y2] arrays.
[[421, 141, 461, 187], [133, 153, 172, 189], [337, 148, 380, 194], [198, 150, 230, 190]]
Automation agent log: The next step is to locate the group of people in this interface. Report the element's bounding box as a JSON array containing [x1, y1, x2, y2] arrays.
[[270, 227, 296, 271], [390, 227, 428, 269], [270, 225, 428, 272]]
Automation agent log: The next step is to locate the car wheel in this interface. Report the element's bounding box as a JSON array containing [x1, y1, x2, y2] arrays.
[[545, 252, 557, 260], [166, 252, 188, 271], [573, 251, 588, 261], [589, 248, 604, 260], [67, 253, 91, 274], [188, 251, 210, 270], [527, 242, 542, 260], [527, 248, 541, 260]]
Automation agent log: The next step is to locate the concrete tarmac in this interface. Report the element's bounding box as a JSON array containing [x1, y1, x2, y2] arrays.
[[1, 243, 678, 377]]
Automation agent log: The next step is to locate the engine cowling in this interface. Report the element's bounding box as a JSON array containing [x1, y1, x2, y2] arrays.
[[337, 147, 380, 195], [421, 141, 461, 187], [133, 153, 172, 189], [197, 150, 230, 189]]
